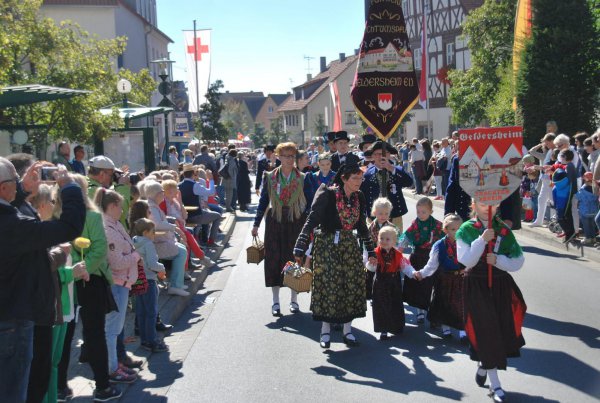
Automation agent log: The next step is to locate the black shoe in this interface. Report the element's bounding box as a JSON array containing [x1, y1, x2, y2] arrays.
[[460, 335, 469, 345], [319, 333, 331, 349], [271, 303, 281, 317], [57, 386, 73, 402], [442, 329, 452, 339], [343, 333, 359, 347], [476, 366, 487, 387], [416, 313, 425, 324], [289, 302, 299, 313], [379, 333, 389, 340], [156, 322, 173, 333], [93, 386, 122, 402], [489, 387, 507, 402]]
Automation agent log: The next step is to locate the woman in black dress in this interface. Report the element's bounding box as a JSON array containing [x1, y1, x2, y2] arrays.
[[294, 163, 377, 348], [236, 152, 252, 211], [252, 142, 313, 316]]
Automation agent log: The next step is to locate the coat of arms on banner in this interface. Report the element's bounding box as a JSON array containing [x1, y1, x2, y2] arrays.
[[378, 93, 392, 111], [458, 127, 524, 205]]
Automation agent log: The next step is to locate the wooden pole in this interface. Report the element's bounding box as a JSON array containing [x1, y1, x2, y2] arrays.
[[488, 205, 493, 289]]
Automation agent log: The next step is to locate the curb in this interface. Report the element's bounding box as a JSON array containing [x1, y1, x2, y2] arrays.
[[160, 211, 237, 325], [401, 189, 600, 263]]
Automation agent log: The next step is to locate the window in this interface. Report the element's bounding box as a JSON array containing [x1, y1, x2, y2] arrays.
[[446, 43, 455, 65], [345, 112, 357, 125], [402, 0, 408, 16], [117, 54, 124, 69], [268, 106, 274, 113], [417, 123, 431, 140], [414, 48, 421, 70]]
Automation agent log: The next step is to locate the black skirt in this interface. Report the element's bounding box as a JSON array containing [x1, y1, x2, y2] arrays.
[[372, 272, 405, 333], [403, 247, 436, 310], [427, 271, 465, 330], [310, 230, 366, 323], [463, 262, 527, 369], [263, 208, 305, 287]]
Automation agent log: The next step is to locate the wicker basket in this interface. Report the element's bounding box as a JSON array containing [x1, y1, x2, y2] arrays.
[[282, 261, 313, 293], [246, 236, 265, 264]]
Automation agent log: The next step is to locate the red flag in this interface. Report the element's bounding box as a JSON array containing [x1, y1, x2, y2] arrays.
[[419, 11, 428, 109], [237, 132, 244, 140], [329, 81, 342, 131]]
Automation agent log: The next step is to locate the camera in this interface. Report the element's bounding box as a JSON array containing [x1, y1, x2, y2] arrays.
[[41, 166, 58, 181]]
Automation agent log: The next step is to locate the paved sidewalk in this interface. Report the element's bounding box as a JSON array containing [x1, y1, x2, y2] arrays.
[[68, 211, 237, 401], [402, 189, 600, 263]]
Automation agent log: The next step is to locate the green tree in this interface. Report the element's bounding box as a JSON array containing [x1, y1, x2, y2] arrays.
[[268, 115, 284, 144], [517, 0, 600, 143], [194, 80, 227, 145], [250, 123, 267, 148], [0, 0, 156, 143], [447, 0, 517, 127], [221, 100, 250, 138], [313, 114, 327, 140]]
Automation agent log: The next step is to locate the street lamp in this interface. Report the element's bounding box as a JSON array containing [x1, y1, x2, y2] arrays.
[[150, 57, 175, 163]]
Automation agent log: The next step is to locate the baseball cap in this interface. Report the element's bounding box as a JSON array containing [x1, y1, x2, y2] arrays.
[[89, 155, 116, 170]]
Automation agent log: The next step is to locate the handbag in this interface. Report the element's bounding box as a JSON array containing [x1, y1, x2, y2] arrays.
[[130, 260, 148, 296], [246, 236, 265, 264]]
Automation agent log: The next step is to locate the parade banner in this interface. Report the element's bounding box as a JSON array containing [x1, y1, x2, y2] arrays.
[[351, 0, 419, 141], [458, 126, 524, 205], [183, 29, 211, 113]]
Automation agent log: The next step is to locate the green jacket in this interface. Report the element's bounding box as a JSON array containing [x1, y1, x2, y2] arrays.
[[87, 176, 131, 230], [71, 210, 112, 283]]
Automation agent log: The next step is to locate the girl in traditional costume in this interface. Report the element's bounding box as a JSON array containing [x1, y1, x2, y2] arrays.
[[456, 201, 526, 403], [364, 198, 397, 300], [399, 197, 444, 324], [415, 214, 467, 341], [252, 142, 313, 316], [367, 226, 417, 340]]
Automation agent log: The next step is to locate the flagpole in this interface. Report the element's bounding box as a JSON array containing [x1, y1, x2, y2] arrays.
[[424, 0, 432, 141], [193, 20, 199, 114]]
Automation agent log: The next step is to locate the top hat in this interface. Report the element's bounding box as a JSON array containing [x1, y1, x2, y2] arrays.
[[368, 140, 398, 155], [359, 134, 377, 151], [333, 131, 349, 143], [325, 132, 336, 142]]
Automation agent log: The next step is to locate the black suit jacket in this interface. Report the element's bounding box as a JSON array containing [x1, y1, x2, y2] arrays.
[[331, 152, 361, 173], [255, 158, 281, 190]]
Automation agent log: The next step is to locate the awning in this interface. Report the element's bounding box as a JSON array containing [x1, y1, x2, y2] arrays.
[[0, 84, 90, 108], [98, 106, 174, 120]]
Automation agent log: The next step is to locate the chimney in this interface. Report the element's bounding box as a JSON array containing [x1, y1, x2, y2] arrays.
[[320, 56, 327, 73], [354, 48, 359, 55], [307, 73, 312, 81], [339, 53, 346, 62]]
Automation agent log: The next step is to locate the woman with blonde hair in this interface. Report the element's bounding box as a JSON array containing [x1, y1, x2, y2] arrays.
[[251, 142, 313, 316]]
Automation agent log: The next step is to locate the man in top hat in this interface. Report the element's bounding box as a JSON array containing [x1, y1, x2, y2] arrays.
[[360, 141, 412, 232], [255, 144, 280, 195], [358, 134, 377, 159], [325, 132, 337, 154], [331, 131, 360, 172]]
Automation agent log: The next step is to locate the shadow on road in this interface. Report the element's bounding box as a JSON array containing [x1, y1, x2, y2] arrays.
[[266, 308, 465, 400], [514, 347, 600, 400], [524, 313, 600, 349]]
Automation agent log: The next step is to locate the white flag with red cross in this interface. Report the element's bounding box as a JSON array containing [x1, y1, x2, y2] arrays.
[[183, 29, 211, 113]]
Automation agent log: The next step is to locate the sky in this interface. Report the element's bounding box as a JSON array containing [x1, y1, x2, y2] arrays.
[[156, 0, 367, 95]]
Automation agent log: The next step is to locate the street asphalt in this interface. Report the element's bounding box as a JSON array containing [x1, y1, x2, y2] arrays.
[[161, 193, 600, 403]]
